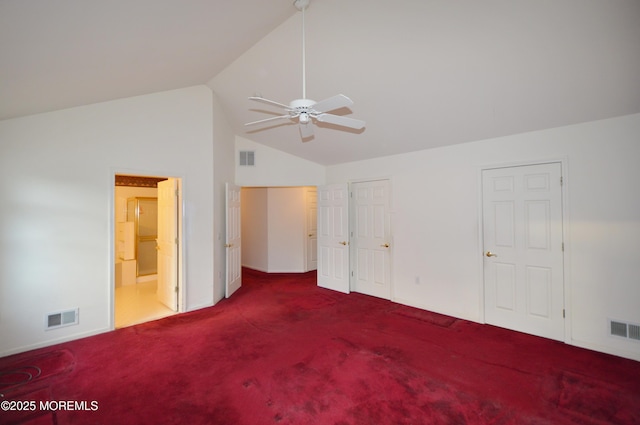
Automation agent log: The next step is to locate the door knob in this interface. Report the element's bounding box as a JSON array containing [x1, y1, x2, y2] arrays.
[[339, 241, 348, 246], [485, 251, 497, 257], [225, 243, 233, 248], [381, 243, 390, 248]]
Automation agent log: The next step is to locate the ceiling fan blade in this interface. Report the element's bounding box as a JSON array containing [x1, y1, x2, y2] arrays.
[[245, 115, 291, 126], [312, 94, 354, 113], [299, 122, 314, 138], [316, 113, 366, 130], [248, 96, 292, 110]]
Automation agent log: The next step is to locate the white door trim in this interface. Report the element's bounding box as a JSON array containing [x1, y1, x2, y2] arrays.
[[109, 169, 185, 330], [477, 158, 570, 343]]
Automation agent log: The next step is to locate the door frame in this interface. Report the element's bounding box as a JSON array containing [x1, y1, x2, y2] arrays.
[[238, 185, 320, 275], [477, 158, 571, 342], [109, 170, 185, 330]]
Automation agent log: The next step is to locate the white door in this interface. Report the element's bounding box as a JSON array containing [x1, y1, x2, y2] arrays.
[[351, 180, 392, 300], [157, 178, 178, 311], [225, 183, 242, 298], [305, 187, 318, 272], [482, 163, 564, 341], [317, 184, 350, 293]]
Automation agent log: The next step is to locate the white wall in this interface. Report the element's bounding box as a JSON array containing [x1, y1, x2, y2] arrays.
[[327, 113, 640, 361], [241, 187, 308, 273], [267, 187, 306, 272], [0, 86, 215, 356], [241, 188, 269, 271], [235, 136, 325, 187], [233, 134, 323, 273]]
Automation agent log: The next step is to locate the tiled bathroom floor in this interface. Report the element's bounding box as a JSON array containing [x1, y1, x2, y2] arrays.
[[115, 280, 176, 328]]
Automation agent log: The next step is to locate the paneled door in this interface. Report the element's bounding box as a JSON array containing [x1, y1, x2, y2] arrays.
[[482, 163, 564, 341], [225, 183, 242, 298], [317, 184, 350, 293], [351, 180, 392, 300], [157, 178, 178, 311]]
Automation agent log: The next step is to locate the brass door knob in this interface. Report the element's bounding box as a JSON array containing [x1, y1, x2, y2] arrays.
[[381, 243, 390, 248], [339, 241, 348, 246], [225, 243, 233, 248], [485, 251, 497, 257]]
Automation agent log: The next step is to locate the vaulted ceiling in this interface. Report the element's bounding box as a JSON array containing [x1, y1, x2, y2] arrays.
[[3, 0, 640, 165], [0, 0, 296, 119]]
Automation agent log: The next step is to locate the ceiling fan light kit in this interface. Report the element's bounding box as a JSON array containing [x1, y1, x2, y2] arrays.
[[245, 0, 365, 140]]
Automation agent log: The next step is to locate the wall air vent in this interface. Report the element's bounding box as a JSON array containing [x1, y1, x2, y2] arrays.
[[610, 320, 627, 337], [609, 319, 640, 342], [629, 324, 640, 341], [239, 151, 255, 167], [46, 308, 79, 330]]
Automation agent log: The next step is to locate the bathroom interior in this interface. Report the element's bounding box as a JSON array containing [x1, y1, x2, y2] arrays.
[[114, 175, 176, 328]]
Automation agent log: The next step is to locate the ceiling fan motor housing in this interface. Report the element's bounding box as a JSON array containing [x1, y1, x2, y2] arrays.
[[289, 98, 316, 122], [289, 98, 315, 111]]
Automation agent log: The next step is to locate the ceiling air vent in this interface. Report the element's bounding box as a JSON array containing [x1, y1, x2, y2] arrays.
[[46, 308, 79, 330], [239, 151, 255, 167]]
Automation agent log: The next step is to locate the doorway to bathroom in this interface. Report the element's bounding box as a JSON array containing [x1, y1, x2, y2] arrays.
[[114, 174, 182, 328]]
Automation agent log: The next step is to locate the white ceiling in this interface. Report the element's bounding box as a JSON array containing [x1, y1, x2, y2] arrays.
[[0, 0, 295, 119], [3, 1, 640, 166]]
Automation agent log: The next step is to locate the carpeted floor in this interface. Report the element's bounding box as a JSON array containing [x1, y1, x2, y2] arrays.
[[1, 268, 639, 424]]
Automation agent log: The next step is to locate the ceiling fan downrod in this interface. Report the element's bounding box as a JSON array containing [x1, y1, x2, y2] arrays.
[[294, 0, 310, 99]]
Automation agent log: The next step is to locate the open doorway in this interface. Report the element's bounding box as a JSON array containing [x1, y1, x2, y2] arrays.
[[114, 174, 182, 328], [239, 186, 317, 274]]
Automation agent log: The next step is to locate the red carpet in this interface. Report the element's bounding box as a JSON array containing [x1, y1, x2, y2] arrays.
[[1, 268, 639, 424]]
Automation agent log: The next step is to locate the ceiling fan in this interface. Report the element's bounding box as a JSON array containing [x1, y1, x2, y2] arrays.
[[245, 0, 365, 139]]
